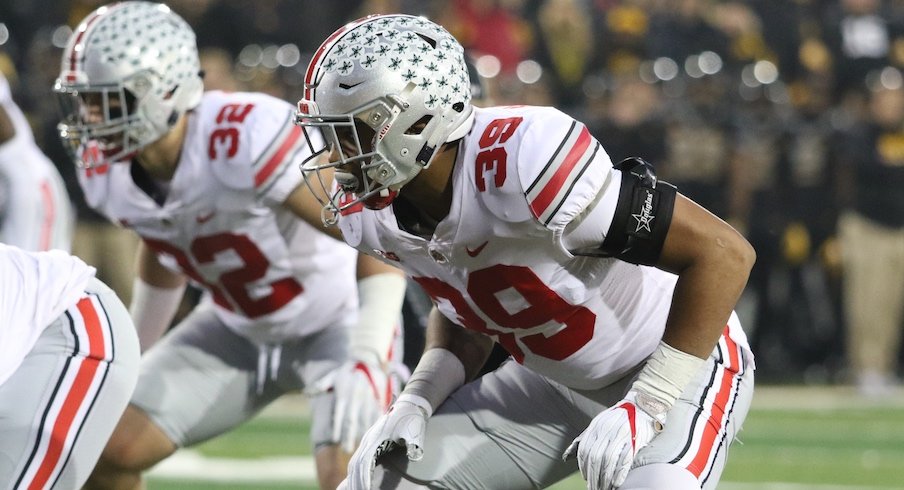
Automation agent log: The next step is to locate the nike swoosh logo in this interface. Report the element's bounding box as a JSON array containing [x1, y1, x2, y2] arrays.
[[466, 241, 489, 257], [196, 211, 216, 224], [339, 81, 364, 90]]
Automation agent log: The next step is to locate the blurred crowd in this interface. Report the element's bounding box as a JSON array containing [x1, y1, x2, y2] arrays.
[[2, 0, 904, 390]]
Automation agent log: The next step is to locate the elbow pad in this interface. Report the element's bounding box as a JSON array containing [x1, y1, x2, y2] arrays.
[[599, 157, 676, 266]]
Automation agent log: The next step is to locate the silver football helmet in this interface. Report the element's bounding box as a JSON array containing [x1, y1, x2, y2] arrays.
[[54, 1, 203, 168], [295, 14, 474, 218]]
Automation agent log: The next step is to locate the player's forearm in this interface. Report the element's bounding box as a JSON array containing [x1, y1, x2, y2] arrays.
[[661, 258, 750, 358], [423, 307, 494, 382], [660, 233, 754, 359], [402, 307, 493, 413], [129, 278, 186, 352], [350, 254, 406, 364], [631, 196, 754, 412], [655, 196, 755, 359], [131, 241, 187, 351], [630, 256, 751, 414]]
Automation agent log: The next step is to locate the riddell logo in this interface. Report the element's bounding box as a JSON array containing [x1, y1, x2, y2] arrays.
[[466, 241, 489, 257]]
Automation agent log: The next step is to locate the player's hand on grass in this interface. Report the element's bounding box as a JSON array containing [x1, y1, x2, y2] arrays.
[[343, 393, 431, 490]]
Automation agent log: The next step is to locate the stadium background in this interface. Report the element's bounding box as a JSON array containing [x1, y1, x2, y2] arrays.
[[1, 0, 902, 487]]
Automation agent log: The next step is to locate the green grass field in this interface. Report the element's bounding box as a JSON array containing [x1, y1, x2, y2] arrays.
[[146, 386, 904, 490]]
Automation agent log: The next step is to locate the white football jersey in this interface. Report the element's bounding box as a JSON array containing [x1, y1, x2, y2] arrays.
[[0, 73, 73, 251], [79, 91, 357, 343], [339, 105, 750, 390], [0, 243, 95, 386]]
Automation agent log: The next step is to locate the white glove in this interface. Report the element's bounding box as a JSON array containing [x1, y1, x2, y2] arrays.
[[343, 393, 431, 490], [331, 359, 393, 453], [563, 391, 667, 490]]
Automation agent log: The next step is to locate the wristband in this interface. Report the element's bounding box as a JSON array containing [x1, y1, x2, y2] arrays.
[[403, 348, 466, 415], [395, 393, 434, 418], [350, 272, 406, 363], [129, 278, 186, 352], [633, 341, 705, 411]]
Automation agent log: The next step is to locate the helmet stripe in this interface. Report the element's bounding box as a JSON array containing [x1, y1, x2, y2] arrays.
[[66, 3, 127, 81], [302, 15, 380, 110]]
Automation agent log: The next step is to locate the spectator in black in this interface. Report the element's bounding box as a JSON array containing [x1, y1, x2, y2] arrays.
[[823, 0, 904, 102], [836, 73, 904, 396]]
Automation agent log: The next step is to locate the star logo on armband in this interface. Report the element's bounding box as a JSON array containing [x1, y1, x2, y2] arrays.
[[631, 190, 656, 234], [631, 212, 654, 233]]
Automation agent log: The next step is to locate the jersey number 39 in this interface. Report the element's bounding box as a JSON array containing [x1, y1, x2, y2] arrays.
[[413, 264, 595, 363]]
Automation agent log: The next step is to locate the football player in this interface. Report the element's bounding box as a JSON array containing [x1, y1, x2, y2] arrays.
[[53, 3, 407, 489], [0, 71, 73, 251], [0, 243, 139, 489], [295, 14, 757, 490]]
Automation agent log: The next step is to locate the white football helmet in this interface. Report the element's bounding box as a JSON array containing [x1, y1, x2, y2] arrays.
[[54, 1, 203, 168], [295, 14, 474, 217]]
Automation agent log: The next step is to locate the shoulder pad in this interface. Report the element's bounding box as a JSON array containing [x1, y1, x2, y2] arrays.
[[515, 108, 611, 230]]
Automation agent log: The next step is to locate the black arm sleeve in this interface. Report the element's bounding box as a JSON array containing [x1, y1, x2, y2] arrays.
[[598, 157, 676, 266]]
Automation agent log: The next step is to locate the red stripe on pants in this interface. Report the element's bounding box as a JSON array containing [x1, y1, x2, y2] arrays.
[[27, 298, 106, 490], [686, 329, 739, 477]]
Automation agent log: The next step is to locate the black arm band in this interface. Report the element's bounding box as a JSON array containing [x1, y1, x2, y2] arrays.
[[598, 157, 676, 266]]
